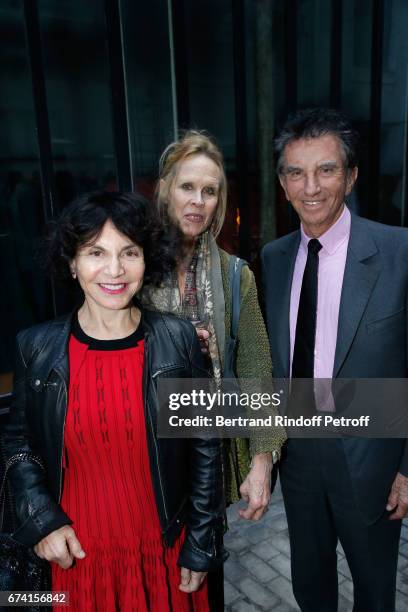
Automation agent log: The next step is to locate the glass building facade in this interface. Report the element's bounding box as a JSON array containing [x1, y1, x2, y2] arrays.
[[1, 0, 408, 405]]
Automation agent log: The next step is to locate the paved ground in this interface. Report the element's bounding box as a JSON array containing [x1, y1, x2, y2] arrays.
[[224, 478, 408, 611]]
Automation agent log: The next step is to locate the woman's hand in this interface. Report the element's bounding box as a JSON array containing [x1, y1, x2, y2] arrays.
[[239, 452, 273, 521], [195, 328, 210, 354], [34, 525, 86, 569], [179, 567, 207, 592]]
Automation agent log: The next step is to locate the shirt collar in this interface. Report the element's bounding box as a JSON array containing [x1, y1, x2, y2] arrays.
[[300, 205, 351, 255]]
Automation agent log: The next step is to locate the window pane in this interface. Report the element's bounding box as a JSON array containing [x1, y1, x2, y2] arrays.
[[297, 0, 332, 107], [339, 0, 373, 216], [183, 0, 238, 251], [378, 0, 408, 225], [120, 0, 174, 199], [184, 0, 236, 163], [0, 1, 52, 394], [38, 0, 116, 208]]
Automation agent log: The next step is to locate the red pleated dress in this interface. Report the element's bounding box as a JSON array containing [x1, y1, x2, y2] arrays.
[[52, 318, 209, 611]]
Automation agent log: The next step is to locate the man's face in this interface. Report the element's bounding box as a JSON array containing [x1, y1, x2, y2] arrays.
[[279, 134, 358, 237]]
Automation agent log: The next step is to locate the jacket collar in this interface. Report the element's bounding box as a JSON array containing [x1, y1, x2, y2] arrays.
[[33, 306, 162, 386], [33, 312, 74, 386]]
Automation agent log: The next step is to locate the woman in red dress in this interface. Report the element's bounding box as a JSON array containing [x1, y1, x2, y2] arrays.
[[4, 191, 226, 611]]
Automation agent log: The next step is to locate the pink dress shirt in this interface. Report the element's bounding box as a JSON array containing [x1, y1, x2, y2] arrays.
[[289, 206, 351, 408]]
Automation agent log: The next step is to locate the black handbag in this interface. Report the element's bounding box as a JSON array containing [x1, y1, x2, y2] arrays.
[[0, 452, 51, 605]]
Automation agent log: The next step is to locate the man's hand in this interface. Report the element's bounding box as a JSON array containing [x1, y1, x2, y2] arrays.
[[386, 472, 408, 519], [179, 567, 207, 592], [34, 525, 86, 569], [239, 452, 273, 521]]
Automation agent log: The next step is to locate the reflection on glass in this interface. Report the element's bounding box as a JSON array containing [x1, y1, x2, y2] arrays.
[[121, 0, 174, 201], [183, 0, 236, 161], [0, 2, 52, 392], [182, 0, 238, 253], [38, 0, 116, 208], [297, 0, 331, 107], [378, 0, 408, 225]]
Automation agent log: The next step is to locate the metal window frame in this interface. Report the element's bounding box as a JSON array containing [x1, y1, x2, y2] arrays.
[[23, 0, 57, 224], [169, 0, 190, 129], [330, 0, 343, 108], [403, 64, 408, 227], [232, 0, 250, 259], [284, 0, 298, 114], [104, 0, 133, 191], [282, 0, 299, 234], [368, 0, 384, 221]]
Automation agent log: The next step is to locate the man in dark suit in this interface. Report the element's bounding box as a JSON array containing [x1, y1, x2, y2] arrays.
[[262, 108, 408, 612]]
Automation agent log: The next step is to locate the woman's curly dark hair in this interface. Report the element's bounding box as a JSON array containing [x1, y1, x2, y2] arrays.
[[43, 191, 179, 287]]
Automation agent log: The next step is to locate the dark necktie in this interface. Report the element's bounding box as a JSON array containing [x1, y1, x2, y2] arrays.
[[292, 238, 322, 378]]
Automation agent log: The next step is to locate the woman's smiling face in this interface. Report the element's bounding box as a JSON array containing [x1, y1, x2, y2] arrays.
[[70, 219, 145, 314]]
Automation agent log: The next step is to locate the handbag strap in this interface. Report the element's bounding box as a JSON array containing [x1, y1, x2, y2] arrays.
[[228, 255, 248, 341], [0, 452, 45, 530]]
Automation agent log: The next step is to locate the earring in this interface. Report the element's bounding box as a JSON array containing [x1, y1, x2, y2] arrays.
[[72, 271, 76, 279]]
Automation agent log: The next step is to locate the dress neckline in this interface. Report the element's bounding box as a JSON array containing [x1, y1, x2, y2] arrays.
[[71, 313, 144, 350]]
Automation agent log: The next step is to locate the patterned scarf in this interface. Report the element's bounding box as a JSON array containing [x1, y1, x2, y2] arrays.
[[139, 232, 225, 384]]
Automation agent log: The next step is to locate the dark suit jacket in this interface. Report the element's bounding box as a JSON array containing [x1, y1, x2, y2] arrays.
[[261, 212, 408, 523]]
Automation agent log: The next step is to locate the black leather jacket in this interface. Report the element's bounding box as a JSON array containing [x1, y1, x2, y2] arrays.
[[3, 309, 226, 572]]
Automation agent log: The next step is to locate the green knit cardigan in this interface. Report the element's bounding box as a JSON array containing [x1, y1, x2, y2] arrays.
[[219, 248, 287, 503]]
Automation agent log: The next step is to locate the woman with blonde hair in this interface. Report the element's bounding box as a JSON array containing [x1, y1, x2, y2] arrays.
[[141, 131, 286, 609]]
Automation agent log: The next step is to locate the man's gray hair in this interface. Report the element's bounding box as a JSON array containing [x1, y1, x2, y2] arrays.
[[275, 108, 359, 174]]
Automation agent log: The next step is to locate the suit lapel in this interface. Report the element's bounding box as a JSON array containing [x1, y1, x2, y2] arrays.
[[333, 215, 380, 377], [274, 233, 300, 378]]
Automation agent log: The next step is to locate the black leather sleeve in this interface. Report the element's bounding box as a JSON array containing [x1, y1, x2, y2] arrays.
[[177, 327, 228, 572], [2, 334, 72, 546]]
